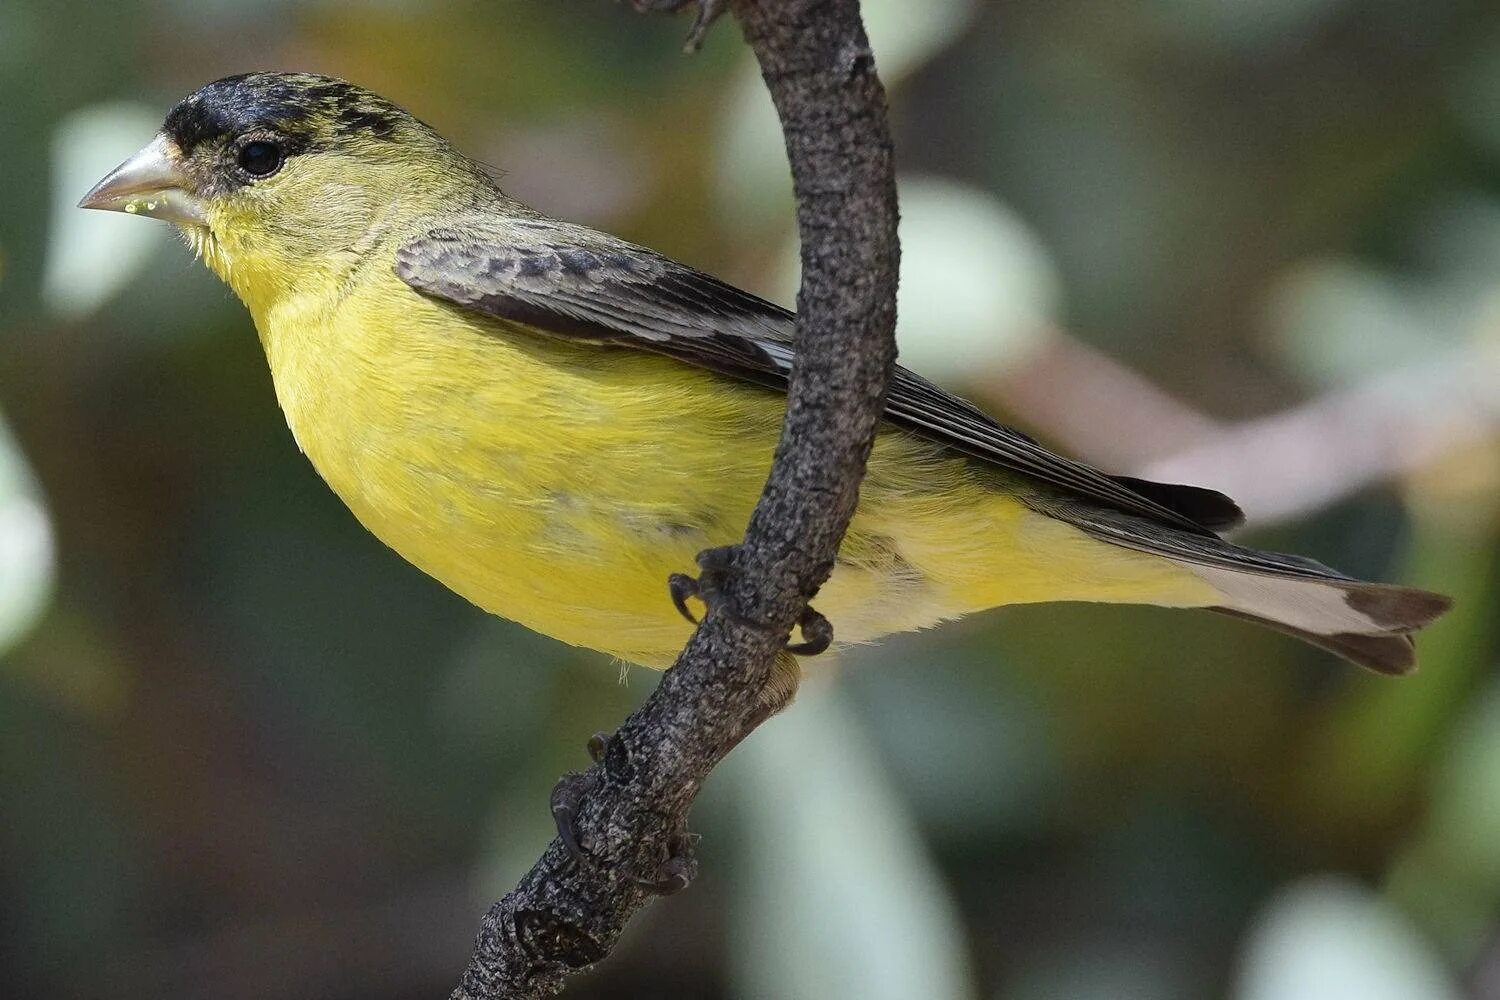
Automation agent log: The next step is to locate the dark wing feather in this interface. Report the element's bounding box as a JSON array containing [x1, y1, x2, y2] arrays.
[[393, 217, 1241, 536]]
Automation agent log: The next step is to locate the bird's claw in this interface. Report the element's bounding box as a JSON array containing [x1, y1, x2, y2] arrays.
[[550, 768, 594, 870], [668, 546, 834, 656], [585, 730, 610, 764], [668, 572, 701, 624], [786, 604, 833, 656], [667, 545, 738, 626], [550, 731, 615, 869], [626, 0, 728, 52], [631, 830, 699, 896], [552, 732, 697, 895]]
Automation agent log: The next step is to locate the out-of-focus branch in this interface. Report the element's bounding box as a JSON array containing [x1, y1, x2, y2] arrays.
[[986, 333, 1224, 468], [448, 2, 899, 997], [1136, 351, 1499, 525], [987, 334, 1499, 527]]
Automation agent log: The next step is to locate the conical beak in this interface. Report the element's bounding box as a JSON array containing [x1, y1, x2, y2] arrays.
[[78, 134, 208, 227]]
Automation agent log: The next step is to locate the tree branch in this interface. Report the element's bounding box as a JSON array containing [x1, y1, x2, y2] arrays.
[[985, 333, 1499, 527], [448, 2, 899, 997]]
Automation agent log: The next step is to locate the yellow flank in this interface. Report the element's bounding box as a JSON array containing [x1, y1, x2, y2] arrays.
[[233, 254, 1217, 668]]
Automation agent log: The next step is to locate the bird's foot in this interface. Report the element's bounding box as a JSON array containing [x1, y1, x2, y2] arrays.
[[667, 571, 706, 625], [669, 546, 835, 658], [785, 604, 833, 656], [631, 827, 699, 896], [668, 545, 741, 625], [549, 770, 592, 869], [626, 0, 727, 52], [550, 731, 699, 896], [549, 730, 613, 869]]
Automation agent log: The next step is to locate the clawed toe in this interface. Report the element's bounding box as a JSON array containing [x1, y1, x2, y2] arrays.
[[668, 573, 701, 624], [550, 731, 614, 868], [550, 769, 594, 869], [666, 546, 737, 625], [551, 730, 693, 894], [785, 604, 833, 656], [668, 547, 835, 657], [586, 731, 610, 764], [631, 830, 698, 896]]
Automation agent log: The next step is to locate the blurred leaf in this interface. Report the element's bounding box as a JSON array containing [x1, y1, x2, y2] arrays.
[[713, 0, 976, 229], [1449, 34, 1500, 164], [1408, 193, 1500, 285], [1234, 876, 1460, 1000], [860, 0, 977, 80], [1005, 942, 1197, 1000], [0, 4, 42, 65], [42, 102, 170, 319], [1423, 681, 1500, 891], [846, 631, 1061, 839], [1264, 258, 1480, 389], [1387, 677, 1500, 965], [1292, 497, 1497, 836], [0, 411, 53, 657], [724, 680, 976, 1000], [775, 175, 1059, 382], [1145, 0, 1348, 56]]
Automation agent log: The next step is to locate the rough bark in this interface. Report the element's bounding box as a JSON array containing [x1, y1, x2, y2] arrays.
[[449, 2, 899, 995]]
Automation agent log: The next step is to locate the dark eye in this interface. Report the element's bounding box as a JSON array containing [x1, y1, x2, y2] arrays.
[[236, 139, 283, 178]]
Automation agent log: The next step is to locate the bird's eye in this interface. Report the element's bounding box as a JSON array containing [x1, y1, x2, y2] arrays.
[[235, 139, 284, 178]]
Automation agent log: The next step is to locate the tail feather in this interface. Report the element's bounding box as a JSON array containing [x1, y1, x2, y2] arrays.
[[1197, 566, 1450, 673], [1194, 567, 1450, 673], [1211, 606, 1421, 674], [1189, 564, 1450, 635], [1056, 502, 1453, 673]]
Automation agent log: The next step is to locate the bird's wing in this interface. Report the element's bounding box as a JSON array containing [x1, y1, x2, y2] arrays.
[[393, 216, 1241, 535]]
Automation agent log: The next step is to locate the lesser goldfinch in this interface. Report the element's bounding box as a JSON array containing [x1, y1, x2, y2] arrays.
[[81, 72, 1449, 677]]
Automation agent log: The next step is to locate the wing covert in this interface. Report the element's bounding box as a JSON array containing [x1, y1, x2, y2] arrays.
[[394, 217, 1238, 535]]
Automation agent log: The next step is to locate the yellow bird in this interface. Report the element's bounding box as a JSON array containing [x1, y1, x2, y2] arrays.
[[81, 73, 1449, 681]]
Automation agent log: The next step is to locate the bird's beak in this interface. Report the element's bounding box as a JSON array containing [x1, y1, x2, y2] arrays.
[[78, 134, 209, 227]]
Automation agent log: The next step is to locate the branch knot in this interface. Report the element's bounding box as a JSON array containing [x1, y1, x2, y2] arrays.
[[511, 909, 607, 969], [841, 42, 875, 79]]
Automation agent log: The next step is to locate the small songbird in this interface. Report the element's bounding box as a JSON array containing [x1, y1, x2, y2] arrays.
[[81, 72, 1449, 686]]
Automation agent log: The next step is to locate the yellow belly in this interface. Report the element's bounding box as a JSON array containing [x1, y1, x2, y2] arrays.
[[259, 281, 1216, 667]]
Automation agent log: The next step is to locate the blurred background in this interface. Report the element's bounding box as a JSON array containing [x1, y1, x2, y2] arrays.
[[2, 0, 1499, 997]]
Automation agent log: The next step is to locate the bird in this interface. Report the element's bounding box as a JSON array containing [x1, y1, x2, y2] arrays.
[[80, 72, 1450, 696]]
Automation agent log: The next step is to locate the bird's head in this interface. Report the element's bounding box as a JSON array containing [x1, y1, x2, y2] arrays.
[[80, 72, 492, 313]]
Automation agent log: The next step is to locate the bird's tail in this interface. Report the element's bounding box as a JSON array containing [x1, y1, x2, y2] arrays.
[[1200, 574, 1450, 674], [1064, 508, 1452, 674]]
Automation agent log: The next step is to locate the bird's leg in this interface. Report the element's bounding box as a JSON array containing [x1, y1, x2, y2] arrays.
[[669, 545, 743, 626], [626, 0, 728, 52], [620, 653, 796, 893], [549, 768, 595, 870], [631, 827, 699, 896], [786, 605, 833, 656], [668, 546, 836, 659], [551, 730, 700, 895], [549, 731, 613, 869], [560, 623, 803, 888], [668, 572, 703, 624]]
